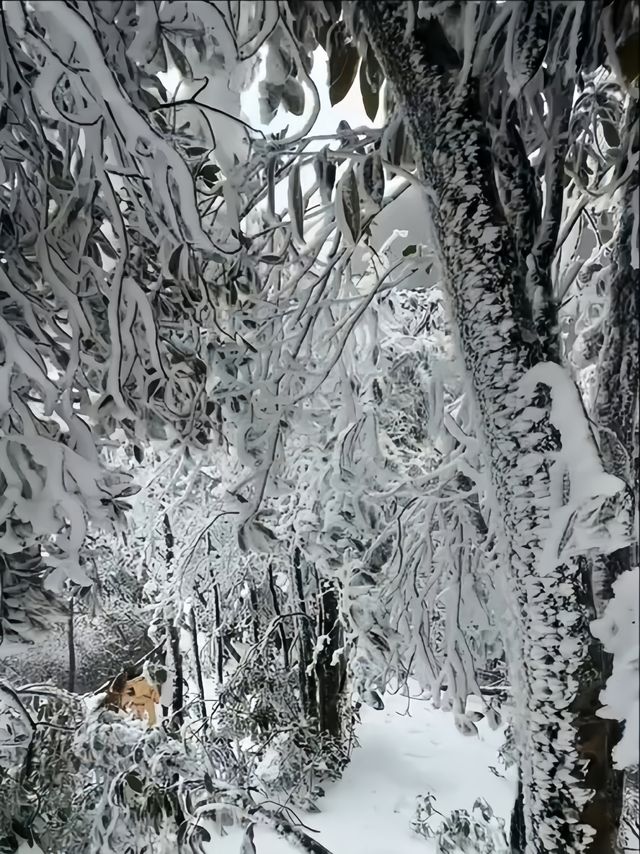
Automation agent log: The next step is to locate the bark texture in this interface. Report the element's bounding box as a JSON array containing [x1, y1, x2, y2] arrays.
[[361, 3, 631, 851]]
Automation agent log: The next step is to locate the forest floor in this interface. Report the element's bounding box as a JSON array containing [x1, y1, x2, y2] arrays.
[[209, 688, 516, 854]]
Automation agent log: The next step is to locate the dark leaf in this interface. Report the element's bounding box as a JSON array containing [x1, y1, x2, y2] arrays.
[[288, 162, 305, 243], [254, 521, 277, 541], [328, 22, 360, 106], [126, 773, 144, 794], [187, 146, 209, 157], [199, 163, 220, 186], [617, 33, 640, 85], [168, 245, 183, 278], [165, 39, 193, 81], [362, 151, 384, 207], [402, 244, 417, 256], [95, 233, 118, 260], [359, 48, 382, 122], [339, 166, 360, 245], [281, 77, 305, 116], [50, 174, 74, 191], [601, 120, 620, 148], [359, 67, 378, 122], [267, 156, 277, 221]]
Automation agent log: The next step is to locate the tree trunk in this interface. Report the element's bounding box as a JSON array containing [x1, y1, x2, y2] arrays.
[[589, 105, 639, 851], [189, 608, 208, 730], [162, 513, 184, 728], [167, 621, 184, 728], [213, 582, 224, 685], [315, 578, 344, 739], [67, 597, 76, 693], [248, 587, 260, 645], [267, 562, 290, 670], [292, 546, 318, 721], [591, 103, 639, 614], [510, 776, 526, 854], [362, 5, 631, 851]]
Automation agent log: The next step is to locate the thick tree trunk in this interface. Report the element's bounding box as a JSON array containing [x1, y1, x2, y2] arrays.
[[362, 5, 631, 852], [591, 110, 639, 614], [589, 108, 639, 851]]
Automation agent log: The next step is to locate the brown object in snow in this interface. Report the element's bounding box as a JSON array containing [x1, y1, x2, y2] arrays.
[[105, 674, 160, 725]]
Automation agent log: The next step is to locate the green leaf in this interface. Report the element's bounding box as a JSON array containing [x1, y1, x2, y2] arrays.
[[402, 244, 417, 256], [328, 22, 360, 106]]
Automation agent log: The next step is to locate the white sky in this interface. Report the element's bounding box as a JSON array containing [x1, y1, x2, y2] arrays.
[[241, 47, 380, 137]]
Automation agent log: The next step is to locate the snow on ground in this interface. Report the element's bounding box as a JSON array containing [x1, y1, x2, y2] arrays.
[[207, 689, 516, 854]]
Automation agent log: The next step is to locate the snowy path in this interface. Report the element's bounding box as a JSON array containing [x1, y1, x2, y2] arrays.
[[210, 690, 516, 854]]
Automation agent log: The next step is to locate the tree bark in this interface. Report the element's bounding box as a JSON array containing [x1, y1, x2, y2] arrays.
[[591, 105, 639, 613], [362, 5, 631, 852], [167, 621, 184, 728], [589, 104, 639, 851], [292, 546, 318, 721], [267, 562, 290, 670], [67, 597, 76, 694], [213, 582, 224, 685], [315, 578, 344, 739], [163, 513, 184, 728], [189, 608, 208, 730]]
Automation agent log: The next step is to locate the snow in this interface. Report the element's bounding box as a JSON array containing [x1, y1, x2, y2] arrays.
[[205, 688, 516, 854], [519, 361, 630, 573], [591, 568, 640, 769]]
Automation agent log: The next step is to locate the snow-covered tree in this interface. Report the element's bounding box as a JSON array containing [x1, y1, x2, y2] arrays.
[[1, 2, 638, 853]]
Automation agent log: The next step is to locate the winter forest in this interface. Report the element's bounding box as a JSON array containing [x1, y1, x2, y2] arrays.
[[0, 1, 638, 853]]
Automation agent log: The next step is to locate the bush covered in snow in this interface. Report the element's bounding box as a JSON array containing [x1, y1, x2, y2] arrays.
[[411, 792, 509, 853], [213, 654, 356, 808]]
